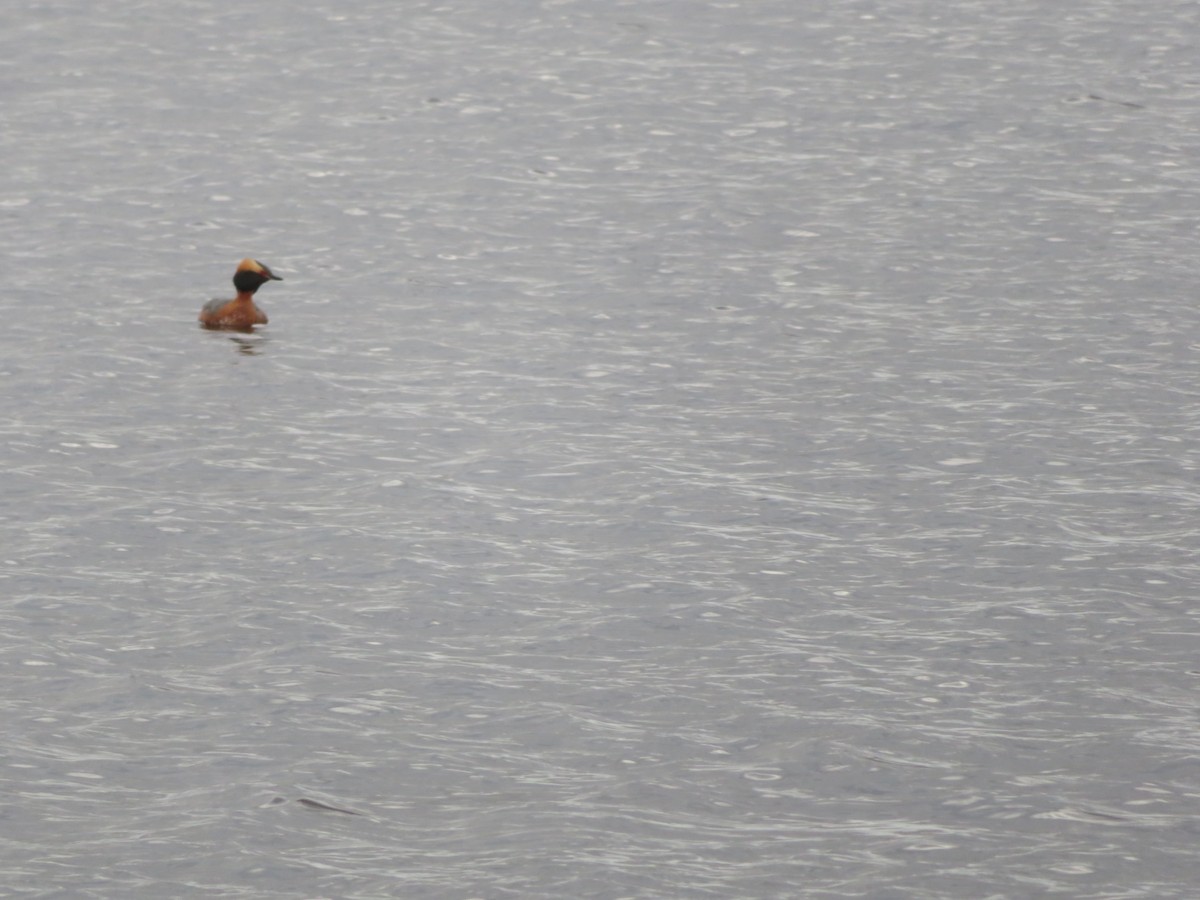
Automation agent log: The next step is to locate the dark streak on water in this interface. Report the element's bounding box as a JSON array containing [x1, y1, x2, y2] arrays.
[[3, 0, 1200, 897], [295, 798, 363, 816]]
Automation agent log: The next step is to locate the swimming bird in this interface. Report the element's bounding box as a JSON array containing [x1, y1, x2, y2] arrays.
[[199, 258, 282, 330]]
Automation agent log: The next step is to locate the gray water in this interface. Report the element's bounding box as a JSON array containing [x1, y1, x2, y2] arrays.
[[3, 0, 1200, 897]]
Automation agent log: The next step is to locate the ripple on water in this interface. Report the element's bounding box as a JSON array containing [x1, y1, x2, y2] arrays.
[[3, 0, 1200, 896]]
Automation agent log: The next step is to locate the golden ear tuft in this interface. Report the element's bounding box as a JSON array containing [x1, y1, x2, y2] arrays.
[[236, 258, 265, 274]]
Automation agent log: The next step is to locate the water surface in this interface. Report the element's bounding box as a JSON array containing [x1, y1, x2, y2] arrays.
[[3, 0, 1200, 896]]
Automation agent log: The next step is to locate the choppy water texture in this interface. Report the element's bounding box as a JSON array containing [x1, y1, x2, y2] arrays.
[[3, 0, 1200, 897]]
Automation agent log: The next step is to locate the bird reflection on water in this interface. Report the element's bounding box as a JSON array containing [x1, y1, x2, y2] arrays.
[[202, 330, 269, 356], [228, 334, 267, 356]]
